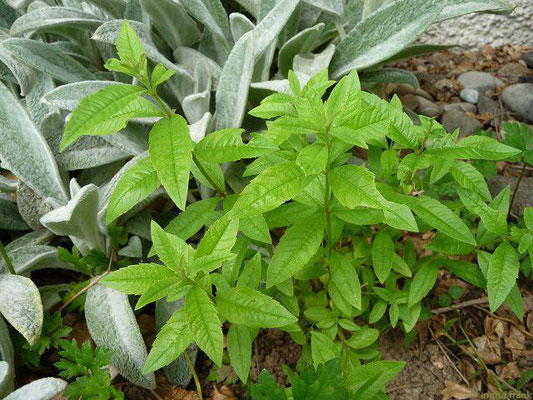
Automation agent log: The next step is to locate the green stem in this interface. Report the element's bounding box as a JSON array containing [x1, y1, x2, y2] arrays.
[[510, 161, 526, 214], [184, 350, 202, 399], [0, 242, 15, 275]]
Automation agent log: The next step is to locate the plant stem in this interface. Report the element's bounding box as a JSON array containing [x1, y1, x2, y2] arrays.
[[0, 242, 15, 275], [510, 161, 526, 214], [184, 350, 202, 399], [192, 153, 227, 198]]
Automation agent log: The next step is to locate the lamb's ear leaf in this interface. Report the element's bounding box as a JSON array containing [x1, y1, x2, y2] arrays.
[[278, 23, 325, 77], [40, 184, 106, 253], [0, 199, 28, 231], [106, 156, 160, 224], [0, 361, 13, 398], [155, 299, 197, 386], [180, 0, 231, 44], [215, 31, 254, 130], [140, 0, 200, 48], [42, 81, 124, 111], [0, 82, 67, 202], [85, 283, 155, 389], [0, 275, 43, 346], [0, 42, 36, 96], [2, 377, 67, 400], [0, 317, 14, 396], [303, 0, 344, 17], [0, 245, 72, 276], [1, 38, 95, 83], [438, 0, 514, 22], [10, 6, 104, 36], [331, 0, 445, 77]]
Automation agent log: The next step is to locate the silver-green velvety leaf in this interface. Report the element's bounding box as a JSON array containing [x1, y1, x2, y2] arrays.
[[0, 81, 67, 202], [2, 38, 96, 83], [3, 378, 67, 400], [0, 361, 13, 398], [304, 0, 344, 17], [278, 23, 324, 77], [140, 0, 201, 48], [85, 283, 156, 389], [0, 316, 14, 397], [40, 183, 105, 253], [180, 0, 231, 44], [215, 31, 254, 130], [0, 274, 43, 346], [10, 7, 104, 36], [0, 245, 72, 275], [0, 198, 28, 230], [438, 0, 514, 22], [331, 0, 445, 77]]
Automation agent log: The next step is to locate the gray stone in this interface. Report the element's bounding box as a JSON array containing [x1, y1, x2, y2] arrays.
[[457, 71, 505, 93], [502, 83, 533, 123], [477, 95, 500, 118], [440, 110, 482, 137], [489, 175, 533, 217], [400, 94, 419, 111], [16, 183, 53, 230], [442, 102, 477, 113], [460, 88, 480, 104], [416, 96, 441, 118], [498, 62, 533, 83], [521, 52, 533, 69]]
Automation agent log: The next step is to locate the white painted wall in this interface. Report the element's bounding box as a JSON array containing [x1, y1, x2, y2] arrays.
[[420, 0, 533, 48]]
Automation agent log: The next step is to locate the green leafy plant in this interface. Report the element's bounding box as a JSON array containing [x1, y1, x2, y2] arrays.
[[55, 339, 124, 400], [52, 21, 529, 398]]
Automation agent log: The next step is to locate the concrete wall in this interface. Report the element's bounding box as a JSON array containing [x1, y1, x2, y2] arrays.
[[420, 0, 533, 48]]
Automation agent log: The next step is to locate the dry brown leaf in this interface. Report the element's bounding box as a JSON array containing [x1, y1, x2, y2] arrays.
[[504, 326, 525, 351], [441, 380, 478, 400], [484, 316, 507, 341], [499, 362, 521, 380], [472, 336, 501, 365], [211, 385, 236, 400]]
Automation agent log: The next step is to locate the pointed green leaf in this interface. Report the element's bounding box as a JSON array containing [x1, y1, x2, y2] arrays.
[[487, 241, 519, 312], [101, 263, 177, 295], [330, 252, 361, 309], [408, 260, 440, 307], [330, 165, 386, 210], [227, 324, 252, 383], [149, 114, 193, 210], [372, 231, 394, 283]]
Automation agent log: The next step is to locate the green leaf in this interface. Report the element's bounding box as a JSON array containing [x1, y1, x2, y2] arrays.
[[116, 20, 145, 67], [149, 114, 194, 210], [487, 241, 520, 312], [151, 221, 188, 273], [106, 156, 160, 224], [101, 263, 176, 295], [383, 202, 418, 232], [144, 309, 193, 373], [311, 331, 337, 367], [240, 215, 272, 244], [428, 135, 522, 161], [372, 231, 395, 284], [331, 0, 445, 77], [191, 215, 239, 274], [227, 325, 252, 383], [439, 0, 514, 21], [369, 300, 388, 324], [450, 160, 491, 201], [346, 327, 379, 350], [442, 259, 486, 289], [330, 252, 361, 309], [504, 284, 524, 321], [165, 198, 221, 241], [326, 69, 361, 120], [408, 260, 440, 307], [345, 361, 405, 400], [228, 162, 313, 218], [135, 278, 190, 310], [249, 93, 295, 119], [389, 193, 476, 245], [330, 165, 386, 210], [2, 38, 95, 83], [185, 287, 223, 366], [266, 213, 324, 287], [0, 82, 66, 202], [217, 287, 297, 328], [291, 359, 349, 400], [61, 85, 163, 150], [457, 188, 507, 236], [195, 129, 278, 163], [234, 255, 261, 292]]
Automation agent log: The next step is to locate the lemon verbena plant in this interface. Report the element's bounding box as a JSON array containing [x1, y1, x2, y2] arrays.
[[56, 21, 528, 399]]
